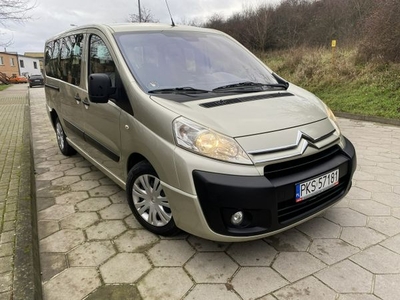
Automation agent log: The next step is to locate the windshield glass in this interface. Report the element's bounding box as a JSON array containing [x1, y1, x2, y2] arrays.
[[114, 30, 277, 94]]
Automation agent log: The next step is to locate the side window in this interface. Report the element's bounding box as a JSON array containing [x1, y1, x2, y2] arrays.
[[89, 35, 116, 87], [44, 34, 83, 86]]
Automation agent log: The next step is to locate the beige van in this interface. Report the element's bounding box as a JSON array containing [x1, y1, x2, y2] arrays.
[[44, 23, 356, 242]]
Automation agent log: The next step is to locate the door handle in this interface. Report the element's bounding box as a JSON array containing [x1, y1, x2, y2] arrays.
[[74, 94, 81, 102], [82, 98, 90, 106]]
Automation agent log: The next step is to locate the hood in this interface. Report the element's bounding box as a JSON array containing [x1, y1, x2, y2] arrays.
[[151, 88, 328, 138]]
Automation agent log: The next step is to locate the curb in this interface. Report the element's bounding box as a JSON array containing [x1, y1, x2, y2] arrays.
[[335, 111, 400, 127], [13, 88, 42, 300]]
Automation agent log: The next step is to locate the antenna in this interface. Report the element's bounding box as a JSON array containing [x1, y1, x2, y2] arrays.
[[165, 0, 175, 27]]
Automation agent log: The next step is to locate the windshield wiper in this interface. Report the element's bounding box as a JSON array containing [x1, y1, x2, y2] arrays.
[[148, 87, 211, 94], [212, 81, 288, 93]]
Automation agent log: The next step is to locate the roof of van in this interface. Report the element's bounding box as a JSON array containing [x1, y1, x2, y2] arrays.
[[49, 23, 217, 39]]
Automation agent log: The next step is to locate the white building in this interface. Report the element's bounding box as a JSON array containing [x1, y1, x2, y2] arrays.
[[17, 55, 41, 77]]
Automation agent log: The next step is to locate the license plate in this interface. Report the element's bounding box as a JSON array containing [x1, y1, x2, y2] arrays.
[[295, 169, 339, 203]]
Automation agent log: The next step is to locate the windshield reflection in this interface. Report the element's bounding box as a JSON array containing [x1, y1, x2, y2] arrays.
[[115, 30, 277, 94]]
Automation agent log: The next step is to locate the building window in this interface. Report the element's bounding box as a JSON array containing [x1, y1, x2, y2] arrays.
[[20, 60, 25, 68], [33, 61, 38, 69], [10, 58, 15, 66], [0, 56, 3, 65]]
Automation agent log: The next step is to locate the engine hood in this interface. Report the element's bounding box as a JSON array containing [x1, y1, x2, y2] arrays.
[[150, 86, 329, 138]]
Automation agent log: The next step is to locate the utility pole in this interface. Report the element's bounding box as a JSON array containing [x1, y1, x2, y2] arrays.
[[138, 0, 142, 23]]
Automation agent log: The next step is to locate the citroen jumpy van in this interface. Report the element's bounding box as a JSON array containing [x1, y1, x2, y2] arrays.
[[44, 23, 356, 242]]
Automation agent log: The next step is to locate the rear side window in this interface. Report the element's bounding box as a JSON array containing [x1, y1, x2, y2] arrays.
[[45, 34, 84, 86]]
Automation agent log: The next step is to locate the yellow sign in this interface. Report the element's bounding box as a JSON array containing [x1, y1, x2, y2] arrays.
[[331, 40, 337, 48]]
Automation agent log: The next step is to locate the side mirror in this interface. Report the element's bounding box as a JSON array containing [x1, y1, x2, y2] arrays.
[[88, 73, 114, 103]]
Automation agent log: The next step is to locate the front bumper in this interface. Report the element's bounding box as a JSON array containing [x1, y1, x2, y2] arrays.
[[192, 137, 356, 237]]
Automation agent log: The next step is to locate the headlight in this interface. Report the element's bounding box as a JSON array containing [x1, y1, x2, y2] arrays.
[[173, 117, 252, 164], [326, 106, 346, 148]]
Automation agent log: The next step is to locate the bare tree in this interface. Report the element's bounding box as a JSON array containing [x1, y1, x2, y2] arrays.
[[128, 6, 158, 23], [0, 0, 36, 25], [1, 0, 36, 47]]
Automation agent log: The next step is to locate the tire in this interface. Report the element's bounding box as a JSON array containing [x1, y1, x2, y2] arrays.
[[55, 117, 76, 156], [126, 161, 180, 236]]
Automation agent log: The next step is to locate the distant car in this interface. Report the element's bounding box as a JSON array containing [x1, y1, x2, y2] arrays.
[[9, 75, 28, 84], [29, 74, 44, 87]]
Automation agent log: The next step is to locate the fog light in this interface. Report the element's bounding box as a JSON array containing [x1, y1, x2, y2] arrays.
[[231, 211, 244, 226]]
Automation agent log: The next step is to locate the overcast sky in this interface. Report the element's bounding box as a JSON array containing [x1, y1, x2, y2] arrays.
[[0, 0, 281, 55]]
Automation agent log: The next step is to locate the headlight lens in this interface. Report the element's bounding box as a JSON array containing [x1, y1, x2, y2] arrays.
[[173, 117, 252, 164]]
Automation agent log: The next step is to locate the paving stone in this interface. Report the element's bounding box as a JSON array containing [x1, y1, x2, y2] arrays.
[[376, 175, 400, 186], [184, 284, 240, 300], [99, 177, 115, 185], [0, 256, 12, 273], [381, 234, 400, 255], [138, 268, 193, 300], [81, 171, 105, 180], [36, 171, 64, 181], [43, 267, 101, 300], [353, 170, 375, 181], [227, 240, 277, 266], [0, 272, 12, 293], [64, 167, 91, 176], [185, 252, 238, 283], [374, 274, 400, 300], [48, 163, 75, 172], [35, 161, 60, 169], [231, 267, 288, 299], [187, 236, 231, 252], [75, 160, 93, 168], [86, 220, 127, 240], [114, 230, 159, 252], [68, 241, 115, 267], [0, 243, 13, 257], [272, 252, 326, 282], [0, 232, 14, 244], [394, 186, 400, 195], [296, 218, 341, 239], [38, 204, 75, 220], [124, 215, 143, 229], [350, 245, 400, 273], [99, 203, 132, 219], [324, 207, 367, 226], [309, 238, 359, 265], [356, 181, 393, 193], [100, 253, 151, 284], [147, 240, 195, 266], [345, 187, 372, 200], [372, 192, 400, 207], [274, 276, 336, 300], [368, 216, 400, 236], [40, 229, 85, 252], [60, 156, 84, 164], [340, 227, 386, 249], [89, 185, 121, 197], [70, 180, 100, 192], [349, 200, 391, 216], [315, 260, 373, 293], [38, 220, 60, 240], [40, 253, 67, 282], [76, 197, 111, 212], [265, 228, 311, 252], [337, 295, 380, 300], [85, 285, 142, 300], [36, 198, 55, 211], [51, 176, 81, 187], [377, 162, 400, 171], [60, 212, 99, 229], [55, 191, 89, 205], [110, 190, 127, 203]]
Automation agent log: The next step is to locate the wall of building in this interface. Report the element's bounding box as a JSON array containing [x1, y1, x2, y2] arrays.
[[0, 52, 20, 77], [18, 55, 41, 77]]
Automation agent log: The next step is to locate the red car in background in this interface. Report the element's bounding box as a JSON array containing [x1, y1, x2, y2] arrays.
[[9, 75, 28, 84]]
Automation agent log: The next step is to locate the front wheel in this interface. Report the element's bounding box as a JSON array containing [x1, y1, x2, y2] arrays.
[[55, 117, 76, 156], [126, 161, 180, 236]]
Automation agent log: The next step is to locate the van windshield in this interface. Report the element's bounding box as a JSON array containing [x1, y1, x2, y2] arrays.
[[115, 30, 278, 95]]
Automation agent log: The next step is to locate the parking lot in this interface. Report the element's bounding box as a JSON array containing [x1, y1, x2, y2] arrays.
[[30, 87, 400, 300]]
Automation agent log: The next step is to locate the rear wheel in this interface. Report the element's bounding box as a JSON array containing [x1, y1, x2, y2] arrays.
[[55, 117, 76, 156], [126, 161, 180, 236]]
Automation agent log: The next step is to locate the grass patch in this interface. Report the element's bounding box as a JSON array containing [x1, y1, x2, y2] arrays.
[[261, 47, 400, 120], [0, 84, 11, 91]]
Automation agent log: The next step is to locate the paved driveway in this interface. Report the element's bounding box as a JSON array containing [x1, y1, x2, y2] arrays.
[[30, 87, 400, 300]]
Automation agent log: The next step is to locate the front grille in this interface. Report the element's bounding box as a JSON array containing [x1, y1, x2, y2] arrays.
[[264, 145, 340, 179]]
